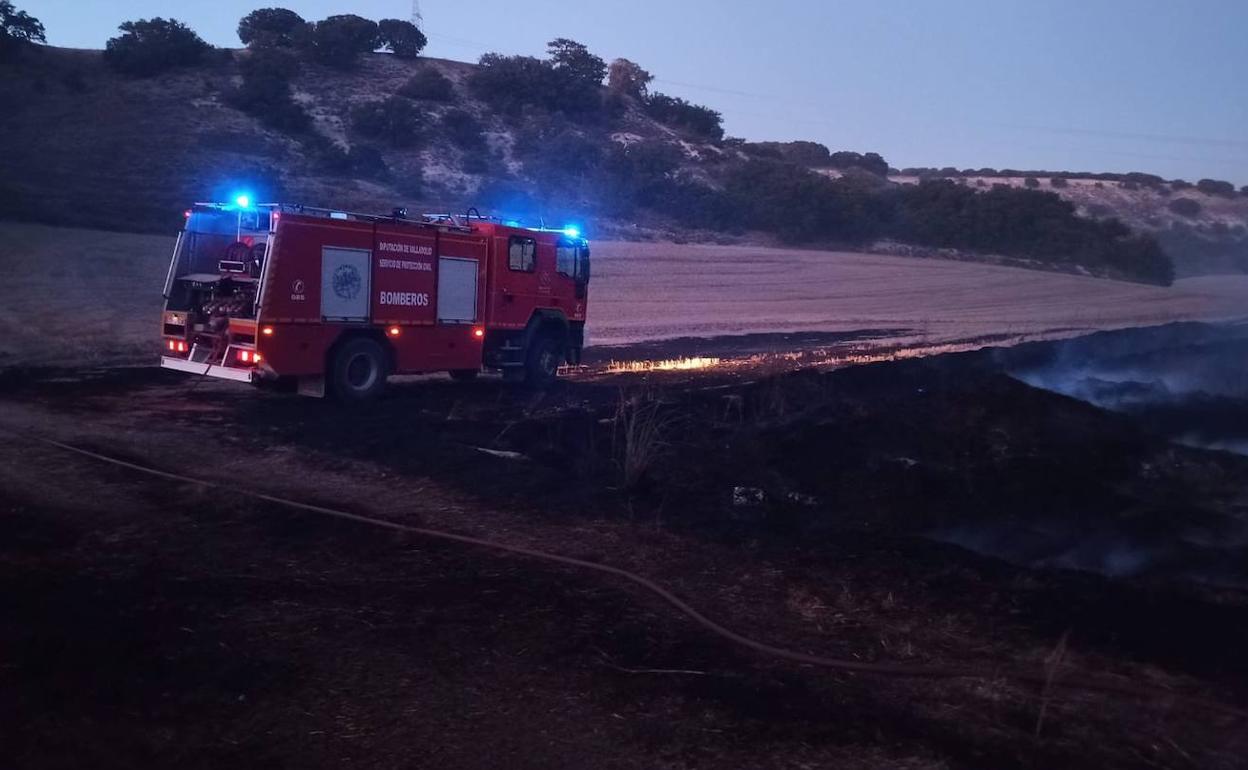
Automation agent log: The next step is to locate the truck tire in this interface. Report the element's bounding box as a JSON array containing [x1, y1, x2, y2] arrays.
[[524, 333, 563, 388], [329, 337, 388, 403], [449, 369, 479, 382]]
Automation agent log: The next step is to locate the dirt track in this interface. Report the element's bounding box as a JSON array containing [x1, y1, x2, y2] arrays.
[[5, 222, 1248, 367]]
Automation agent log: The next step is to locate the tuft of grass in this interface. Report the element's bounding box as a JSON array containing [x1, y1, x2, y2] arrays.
[[612, 390, 676, 491]]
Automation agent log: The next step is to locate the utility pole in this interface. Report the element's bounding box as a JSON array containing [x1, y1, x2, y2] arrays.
[[411, 0, 423, 28]]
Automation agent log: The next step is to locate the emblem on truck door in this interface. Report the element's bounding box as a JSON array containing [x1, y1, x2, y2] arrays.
[[332, 264, 362, 300], [290, 279, 306, 301]]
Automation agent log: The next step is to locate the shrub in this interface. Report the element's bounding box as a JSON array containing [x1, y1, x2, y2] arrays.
[[896, 180, 1172, 284], [239, 44, 299, 78], [607, 58, 652, 98], [517, 127, 605, 202], [310, 14, 378, 68], [0, 1, 43, 56], [1024, 177, 1040, 188], [237, 8, 307, 48], [644, 93, 723, 141], [398, 67, 454, 101], [1168, 198, 1202, 217], [723, 160, 889, 243], [1170, 179, 1192, 191], [104, 18, 211, 77], [1196, 178, 1236, 197], [350, 96, 421, 147], [1050, 176, 1069, 188], [440, 108, 486, 151], [228, 73, 311, 133], [377, 18, 425, 58], [1241, 186, 1248, 196], [470, 53, 556, 114], [346, 144, 388, 179], [60, 68, 88, 92]]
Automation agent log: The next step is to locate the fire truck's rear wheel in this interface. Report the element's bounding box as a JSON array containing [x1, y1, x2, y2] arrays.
[[525, 334, 564, 388], [330, 337, 388, 403]]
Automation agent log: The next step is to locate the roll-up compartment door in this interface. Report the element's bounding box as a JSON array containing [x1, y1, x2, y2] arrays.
[[437, 257, 478, 323]]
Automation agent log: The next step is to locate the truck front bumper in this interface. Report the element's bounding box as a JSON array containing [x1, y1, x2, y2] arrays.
[[160, 356, 254, 383]]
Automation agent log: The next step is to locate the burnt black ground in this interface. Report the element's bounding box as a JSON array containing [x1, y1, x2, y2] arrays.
[[2, 324, 1248, 768]]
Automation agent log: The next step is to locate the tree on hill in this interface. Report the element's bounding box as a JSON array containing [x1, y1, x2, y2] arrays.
[[545, 39, 608, 115], [237, 8, 307, 48], [470, 53, 555, 114], [1196, 178, 1235, 197], [104, 18, 211, 77], [644, 93, 723, 141], [749, 141, 832, 166], [608, 58, 652, 99], [0, 1, 44, 56], [547, 38, 606, 88], [378, 18, 426, 59], [1024, 176, 1040, 188], [310, 14, 379, 68], [828, 151, 889, 176]]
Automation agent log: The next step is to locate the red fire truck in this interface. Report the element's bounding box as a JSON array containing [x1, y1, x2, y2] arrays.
[[160, 201, 590, 401]]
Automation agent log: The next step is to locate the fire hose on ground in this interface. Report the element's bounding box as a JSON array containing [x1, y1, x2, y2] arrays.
[[17, 433, 1248, 721]]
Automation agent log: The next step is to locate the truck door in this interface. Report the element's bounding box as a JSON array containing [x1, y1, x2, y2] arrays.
[[489, 234, 548, 330]]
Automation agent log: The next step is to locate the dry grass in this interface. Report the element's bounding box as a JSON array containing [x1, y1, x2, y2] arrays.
[[5, 221, 1248, 368], [612, 390, 677, 491]]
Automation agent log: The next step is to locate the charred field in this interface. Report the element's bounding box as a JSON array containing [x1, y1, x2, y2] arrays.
[[2, 323, 1248, 769]]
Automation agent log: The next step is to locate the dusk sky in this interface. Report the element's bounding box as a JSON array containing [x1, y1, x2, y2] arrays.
[[22, 0, 1248, 184]]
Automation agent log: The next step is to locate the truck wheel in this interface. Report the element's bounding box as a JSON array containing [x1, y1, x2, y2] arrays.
[[449, 369, 479, 382], [329, 337, 388, 403], [524, 334, 563, 388]]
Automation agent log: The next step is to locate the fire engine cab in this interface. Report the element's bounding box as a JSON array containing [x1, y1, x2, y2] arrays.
[[160, 201, 590, 401]]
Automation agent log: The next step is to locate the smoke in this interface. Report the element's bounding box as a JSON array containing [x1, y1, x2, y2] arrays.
[[1008, 322, 1248, 453], [933, 322, 1248, 587]]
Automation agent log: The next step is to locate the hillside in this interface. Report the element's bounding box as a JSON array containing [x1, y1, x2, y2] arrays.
[[0, 45, 725, 235], [0, 42, 1244, 282]]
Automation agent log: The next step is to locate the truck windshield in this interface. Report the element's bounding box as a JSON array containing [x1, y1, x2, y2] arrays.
[[556, 241, 590, 282]]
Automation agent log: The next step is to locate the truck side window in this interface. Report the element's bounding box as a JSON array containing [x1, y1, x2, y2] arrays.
[[508, 237, 536, 272], [556, 244, 576, 277]]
